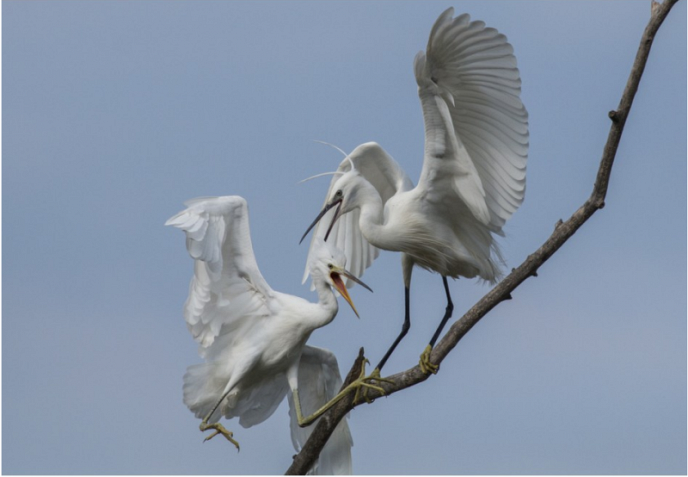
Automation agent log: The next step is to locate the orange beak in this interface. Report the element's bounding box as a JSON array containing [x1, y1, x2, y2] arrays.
[[329, 268, 372, 318]]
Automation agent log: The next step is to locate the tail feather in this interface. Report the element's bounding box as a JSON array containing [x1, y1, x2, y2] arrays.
[[232, 375, 289, 428], [183, 363, 227, 423], [184, 362, 290, 429]]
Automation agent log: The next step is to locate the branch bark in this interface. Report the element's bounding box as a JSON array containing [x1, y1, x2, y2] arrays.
[[285, 1, 679, 473]]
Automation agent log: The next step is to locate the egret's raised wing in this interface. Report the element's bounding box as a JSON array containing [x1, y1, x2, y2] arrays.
[[303, 142, 413, 287], [166, 196, 273, 349], [415, 8, 528, 231], [288, 346, 353, 475]]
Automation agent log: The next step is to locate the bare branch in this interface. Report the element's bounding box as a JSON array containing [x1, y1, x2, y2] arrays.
[[285, 1, 679, 473]]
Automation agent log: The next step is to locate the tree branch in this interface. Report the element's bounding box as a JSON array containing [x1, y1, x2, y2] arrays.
[[285, 1, 679, 473]]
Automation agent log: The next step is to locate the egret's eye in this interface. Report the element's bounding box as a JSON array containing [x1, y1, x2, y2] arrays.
[[334, 190, 343, 199], [327, 264, 334, 270]]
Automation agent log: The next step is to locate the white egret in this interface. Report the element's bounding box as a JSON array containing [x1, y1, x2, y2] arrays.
[[301, 8, 528, 375], [166, 195, 375, 469]]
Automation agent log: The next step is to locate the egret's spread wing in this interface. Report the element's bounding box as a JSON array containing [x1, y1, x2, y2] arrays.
[[166, 196, 273, 349], [415, 8, 528, 231], [288, 346, 353, 475], [304, 142, 413, 287]]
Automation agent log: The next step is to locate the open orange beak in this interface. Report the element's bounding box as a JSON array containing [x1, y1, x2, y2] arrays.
[[329, 267, 372, 318]]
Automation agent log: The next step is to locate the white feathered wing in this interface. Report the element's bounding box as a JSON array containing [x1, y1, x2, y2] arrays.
[[288, 346, 353, 475], [167, 196, 284, 425], [165, 196, 273, 352], [415, 8, 528, 232], [303, 142, 413, 288]]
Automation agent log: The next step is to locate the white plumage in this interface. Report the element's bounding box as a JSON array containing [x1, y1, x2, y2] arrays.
[[301, 8, 528, 373], [288, 346, 353, 475], [167, 195, 361, 473]]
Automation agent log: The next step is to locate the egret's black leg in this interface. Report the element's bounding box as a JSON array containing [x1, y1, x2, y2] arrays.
[[374, 286, 411, 372], [420, 276, 453, 374], [430, 276, 454, 347]]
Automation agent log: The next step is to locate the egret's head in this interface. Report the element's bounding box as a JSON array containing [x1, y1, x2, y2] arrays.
[[300, 169, 364, 243], [307, 239, 372, 317]]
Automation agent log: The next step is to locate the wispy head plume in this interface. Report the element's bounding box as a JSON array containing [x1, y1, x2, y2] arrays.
[[312, 140, 348, 157], [298, 171, 344, 184], [345, 155, 356, 172], [298, 140, 350, 184]]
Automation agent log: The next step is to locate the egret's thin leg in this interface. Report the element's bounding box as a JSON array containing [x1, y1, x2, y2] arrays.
[[420, 276, 453, 374], [374, 286, 411, 372], [430, 276, 454, 347], [294, 360, 393, 428], [198, 390, 240, 450]]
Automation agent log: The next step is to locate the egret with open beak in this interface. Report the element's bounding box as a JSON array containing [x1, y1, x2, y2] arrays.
[[327, 262, 371, 318]]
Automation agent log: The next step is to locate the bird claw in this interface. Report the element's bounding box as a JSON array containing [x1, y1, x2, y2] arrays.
[[419, 345, 439, 375], [351, 362, 394, 405], [199, 422, 240, 451]]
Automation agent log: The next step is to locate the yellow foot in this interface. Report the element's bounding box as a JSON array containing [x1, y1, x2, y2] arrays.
[[199, 421, 240, 451], [352, 363, 395, 405], [295, 360, 398, 428], [419, 345, 439, 375]]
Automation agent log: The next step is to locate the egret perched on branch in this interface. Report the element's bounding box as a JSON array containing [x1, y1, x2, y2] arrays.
[[301, 8, 528, 375], [166, 196, 374, 468]]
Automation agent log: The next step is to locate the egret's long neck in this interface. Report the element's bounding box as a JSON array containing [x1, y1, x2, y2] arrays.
[[356, 180, 387, 249], [310, 279, 339, 331]]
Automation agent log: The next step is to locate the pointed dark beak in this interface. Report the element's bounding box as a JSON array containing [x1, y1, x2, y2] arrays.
[[299, 199, 342, 244], [340, 269, 373, 293]]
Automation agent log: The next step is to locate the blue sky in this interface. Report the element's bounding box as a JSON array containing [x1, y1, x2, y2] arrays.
[[3, 1, 686, 474]]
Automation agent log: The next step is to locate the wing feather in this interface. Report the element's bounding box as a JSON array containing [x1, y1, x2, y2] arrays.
[[416, 8, 528, 231], [288, 346, 353, 474], [166, 196, 273, 349]]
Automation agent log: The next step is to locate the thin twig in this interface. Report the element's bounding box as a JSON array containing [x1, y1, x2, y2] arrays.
[[285, 1, 679, 473]]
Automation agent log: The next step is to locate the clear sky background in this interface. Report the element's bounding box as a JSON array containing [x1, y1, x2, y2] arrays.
[[3, 1, 686, 474]]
